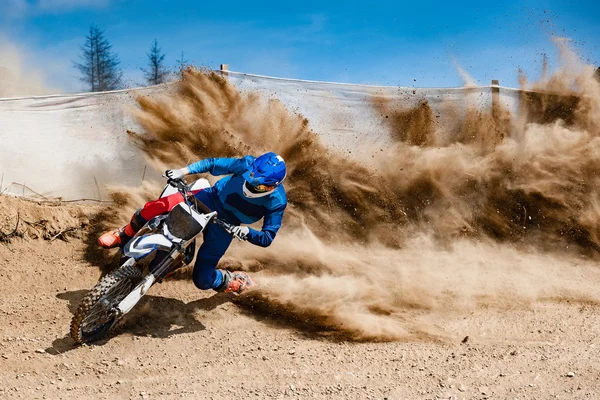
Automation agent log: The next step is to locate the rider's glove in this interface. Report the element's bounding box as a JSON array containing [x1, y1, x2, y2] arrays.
[[165, 168, 188, 180], [231, 225, 250, 241]]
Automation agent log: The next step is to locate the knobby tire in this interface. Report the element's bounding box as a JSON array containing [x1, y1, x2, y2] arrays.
[[70, 263, 142, 344]]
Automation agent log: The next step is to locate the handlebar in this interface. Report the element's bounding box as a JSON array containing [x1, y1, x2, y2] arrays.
[[165, 176, 237, 235]]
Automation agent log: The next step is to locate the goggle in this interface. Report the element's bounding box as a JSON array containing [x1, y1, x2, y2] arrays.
[[251, 183, 276, 193]]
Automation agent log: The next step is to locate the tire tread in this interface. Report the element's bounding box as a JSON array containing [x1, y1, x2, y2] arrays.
[[70, 263, 141, 344]]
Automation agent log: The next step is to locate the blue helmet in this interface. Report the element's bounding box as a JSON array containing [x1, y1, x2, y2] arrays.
[[242, 152, 286, 197]]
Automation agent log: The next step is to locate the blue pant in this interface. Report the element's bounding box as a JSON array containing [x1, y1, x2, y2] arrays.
[[191, 190, 235, 290]]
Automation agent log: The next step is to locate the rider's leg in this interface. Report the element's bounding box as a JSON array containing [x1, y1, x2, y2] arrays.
[[191, 191, 254, 294], [98, 190, 202, 249], [191, 223, 233, 290], [97, 208, 148, 248], [191, 224, 254, 294]]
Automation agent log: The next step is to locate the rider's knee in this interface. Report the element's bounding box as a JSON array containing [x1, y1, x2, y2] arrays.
[[192, 273, 214, 290]]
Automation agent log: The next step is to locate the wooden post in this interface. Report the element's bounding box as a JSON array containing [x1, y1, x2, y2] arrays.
[[93, 176, 102, 201], [491, 79, 499, 111], [220, 64, 229, 78]]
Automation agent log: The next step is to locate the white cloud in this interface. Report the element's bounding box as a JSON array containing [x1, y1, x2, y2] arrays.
[[3, 0, 30, 20], [36, 0, 112, 11], [2, 0, 112, 19]]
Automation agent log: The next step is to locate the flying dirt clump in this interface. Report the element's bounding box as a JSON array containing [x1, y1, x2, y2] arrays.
[[118, 44, 600, 341], [372, 99, 436, 146]]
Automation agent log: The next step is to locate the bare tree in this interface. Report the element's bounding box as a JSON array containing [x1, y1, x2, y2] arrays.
[[74, 25, 122, 92], [142, 39, 168, 85]]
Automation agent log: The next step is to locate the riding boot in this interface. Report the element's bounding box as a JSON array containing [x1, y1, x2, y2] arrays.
[[98, 209, 147, 249], [215, 270, 255, 294]]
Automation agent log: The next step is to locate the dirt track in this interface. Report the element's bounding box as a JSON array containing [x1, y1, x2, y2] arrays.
[[0, 196, 599, 400]]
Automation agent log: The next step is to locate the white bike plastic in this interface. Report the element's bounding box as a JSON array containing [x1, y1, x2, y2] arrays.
[[117, 273, 156, 314], [159, 178, 210, 198], [123, 234, 173, 259]]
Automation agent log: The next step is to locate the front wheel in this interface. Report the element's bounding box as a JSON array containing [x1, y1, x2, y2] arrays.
[[70, 262, 142, 344]]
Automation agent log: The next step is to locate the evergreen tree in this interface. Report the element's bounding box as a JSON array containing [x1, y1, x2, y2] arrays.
[[176, 50, 189, 76], [74, 25, 123, 92], [142, 39, 168, 85]]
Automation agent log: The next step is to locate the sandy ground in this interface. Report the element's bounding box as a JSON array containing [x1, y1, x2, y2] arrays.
[[1, 196, 599, 400]]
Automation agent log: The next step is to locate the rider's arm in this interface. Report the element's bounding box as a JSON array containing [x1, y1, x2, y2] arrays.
[[186, 156, 255, 176], [246, 205, 286, 247]]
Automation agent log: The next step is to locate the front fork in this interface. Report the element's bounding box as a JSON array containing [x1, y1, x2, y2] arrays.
[[150, 239, 195, 281], [116, 247, 182, 316], [116, 215, 199, 317]]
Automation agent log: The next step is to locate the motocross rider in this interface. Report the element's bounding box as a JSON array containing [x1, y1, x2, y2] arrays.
[[98, 152, 287, 294]]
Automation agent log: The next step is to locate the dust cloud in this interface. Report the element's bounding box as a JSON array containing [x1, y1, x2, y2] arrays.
[[0, 36, 55, 97], [121, 40, 600, 341]]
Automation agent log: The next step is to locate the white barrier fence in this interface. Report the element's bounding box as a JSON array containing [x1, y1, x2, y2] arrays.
[[0, 69, 530, 200]]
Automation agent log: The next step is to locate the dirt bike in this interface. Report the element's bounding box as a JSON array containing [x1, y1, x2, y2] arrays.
[[70, 177, 238, 344]]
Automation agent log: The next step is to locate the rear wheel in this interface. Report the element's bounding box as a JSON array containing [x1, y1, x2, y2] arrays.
[[70, 263, 142, 344]]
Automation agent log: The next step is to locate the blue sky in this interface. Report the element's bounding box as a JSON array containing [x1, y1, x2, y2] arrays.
[[1, 0, 598, 92]]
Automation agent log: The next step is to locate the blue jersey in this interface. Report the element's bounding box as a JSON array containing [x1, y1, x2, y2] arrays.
[[187, 156, 287, 247]]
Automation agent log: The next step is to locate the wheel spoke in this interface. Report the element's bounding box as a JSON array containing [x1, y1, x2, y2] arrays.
[[71, 263, 142, 344], [81, 279, 132, 334]]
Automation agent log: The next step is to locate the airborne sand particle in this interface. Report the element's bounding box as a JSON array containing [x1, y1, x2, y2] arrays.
[[109, 39, 600, 341]]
